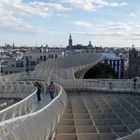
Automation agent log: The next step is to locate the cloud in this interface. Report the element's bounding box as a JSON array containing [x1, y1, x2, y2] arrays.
[[120, 2, 128, 6], [0, 13, 47, 33], [0, 0, 129, 34], [94, 0, 108, 6], [0, 3, 53, 34], [130, 13, 137, 18], [130, 10, 140, 18], [0, 0, 70, 18], [109, 2, 127, 7], [35, 2, 69, 11], [130, 33, 140, 37], [98, 1, 127, 7], [60, 0, 128, 11], [0, 0, 70, 33], [72, 21, 133, 32], [70, 21, 140, 40], [73, 31, 127, 37], [73, 21, 93, 28], [106, 22, 132, 31], [60, 0, 96, 11]]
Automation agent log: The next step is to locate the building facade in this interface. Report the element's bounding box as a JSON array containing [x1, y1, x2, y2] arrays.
[[128, 47, 140, 78], [1, 46, 65, 74], [103, 58, 125, 79], [1, 58, 26, 74]]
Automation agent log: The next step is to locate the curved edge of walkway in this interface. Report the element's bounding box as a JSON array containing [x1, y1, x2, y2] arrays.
[[0, 82, 67, 140]]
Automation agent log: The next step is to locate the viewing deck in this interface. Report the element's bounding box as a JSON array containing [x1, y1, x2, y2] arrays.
[[56, 91, 140, 140], [0, 53, 140, 140]]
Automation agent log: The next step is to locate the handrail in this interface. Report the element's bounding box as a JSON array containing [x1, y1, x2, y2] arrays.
[[0, 84, 37, 122], [57, 78, 140, 93], [0, 82, 67, 140]]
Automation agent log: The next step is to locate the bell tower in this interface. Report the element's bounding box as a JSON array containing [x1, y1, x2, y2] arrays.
[[68, 33, 72, 49]]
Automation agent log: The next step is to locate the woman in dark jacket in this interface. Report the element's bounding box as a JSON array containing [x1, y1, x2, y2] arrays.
[[35, 82, 42, 102]]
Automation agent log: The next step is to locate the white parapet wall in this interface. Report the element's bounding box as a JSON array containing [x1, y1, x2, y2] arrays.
[[0, 84, 37, 122], [58, 79, 140, 94]]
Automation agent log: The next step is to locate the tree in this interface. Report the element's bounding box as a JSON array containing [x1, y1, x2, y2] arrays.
[[84, 63, 117, 79]]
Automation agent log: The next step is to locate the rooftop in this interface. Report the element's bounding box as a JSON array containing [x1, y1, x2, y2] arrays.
[[0, 52, 140, 140]]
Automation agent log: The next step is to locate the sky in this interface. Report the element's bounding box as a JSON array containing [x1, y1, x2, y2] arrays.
[[0, 0, 140, 48]]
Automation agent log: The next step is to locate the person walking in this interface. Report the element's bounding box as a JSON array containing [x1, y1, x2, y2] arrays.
[[109, 81, 112, 91], [48, 81, 55, 99], [133, 78, 137, 90], [35, 82, 42, 102]]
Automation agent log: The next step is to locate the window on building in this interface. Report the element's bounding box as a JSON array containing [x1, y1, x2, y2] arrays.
[[30, 61, 36, 65], [5, 71, 8, 74], [109, 60, 112, 66], [20, 62, 23, 67], [11, 64, 14, 67], [134, 53, 137, 59], [44, 56, 46, 60], [104, 60, 108, 65], [16, 63, 19, 67], [117, 60, 120, 70], [113, 60, 116, 69], [135, 66, 138, 72]]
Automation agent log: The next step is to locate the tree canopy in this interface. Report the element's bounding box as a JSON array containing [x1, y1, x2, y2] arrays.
[[84, 63, 117, 79]]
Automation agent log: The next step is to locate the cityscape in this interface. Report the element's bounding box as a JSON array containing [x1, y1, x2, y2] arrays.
[[0, 0, 140, 140], [0, 34, 139, 79]]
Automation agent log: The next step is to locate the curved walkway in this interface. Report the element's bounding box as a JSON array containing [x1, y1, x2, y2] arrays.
[[0, 52, 139, 140], [0, 82, 67, 140], [32, 92, 52, 112]]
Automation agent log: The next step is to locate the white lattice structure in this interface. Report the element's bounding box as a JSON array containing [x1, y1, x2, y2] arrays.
[[0, 81, 67, 140], [32, 53, 102, 80], [0, 52, 140, 140]]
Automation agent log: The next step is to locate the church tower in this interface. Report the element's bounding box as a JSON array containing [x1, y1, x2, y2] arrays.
[[13, 42, 15, 48], [128, 45, 140, 78], [68, 33, 73, 49]]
